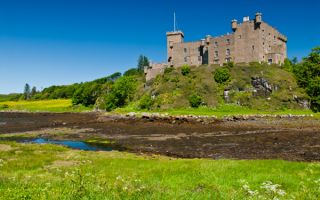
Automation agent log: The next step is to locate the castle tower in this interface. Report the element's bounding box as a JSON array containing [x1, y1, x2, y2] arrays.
[[255, 12, 262, 24], [231, 19, 238, 32], [167, 31, 184, 66]]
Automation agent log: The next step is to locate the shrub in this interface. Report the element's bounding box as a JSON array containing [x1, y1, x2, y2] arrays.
[[164, 67, 174, 74], [104, 76, 137, 111], [188, 94, 203, 108], [214, 67, 231, 84], [181, 65, 191, 76], [138, 94, 154, 110]]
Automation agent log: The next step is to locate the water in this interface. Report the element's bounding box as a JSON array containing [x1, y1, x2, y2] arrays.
[[27, 138, 113, 151]]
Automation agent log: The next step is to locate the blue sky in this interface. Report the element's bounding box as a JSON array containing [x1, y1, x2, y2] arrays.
[[0, 0, 319, 94]]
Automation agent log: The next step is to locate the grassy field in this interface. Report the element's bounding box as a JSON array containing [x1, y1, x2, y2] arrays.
[[0, 99, 90, 112], [0, 141, 319, 199], [1, 99, 319, 118], [114, 103, 319, 118]]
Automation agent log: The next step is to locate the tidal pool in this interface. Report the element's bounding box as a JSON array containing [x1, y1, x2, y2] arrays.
[[25, 138, 113, 151]]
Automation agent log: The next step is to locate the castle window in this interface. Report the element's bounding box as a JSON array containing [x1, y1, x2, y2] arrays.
[[252, 45, 255, 51], [184, 48, 187, 53], [225, 57, 231, 63], [226, 49, 230, 56], [226, 39, 231, 45], [184, 57, 187, 62], [214, 51, 219, 58], [214, 41, 218, 47], [268, 59, 273, 64]]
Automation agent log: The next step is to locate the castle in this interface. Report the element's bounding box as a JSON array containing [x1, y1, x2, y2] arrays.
[[145, 13, 287, 81]]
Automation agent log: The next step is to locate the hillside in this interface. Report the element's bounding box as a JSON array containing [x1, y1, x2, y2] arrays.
[[136, 63, 309, 111]]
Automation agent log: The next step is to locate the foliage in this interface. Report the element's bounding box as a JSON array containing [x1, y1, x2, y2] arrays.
[[214, 67, 231, 84], [72, 83, 101, 106], [188, 94, 203, 108], [31, 86, 37, 97], [164, 67, 174, 74], [35, 72, 121, 102], [293, 47, 320, 112], [282, 58, 293, 72], [138, 94, 154, 110], [0, 94, 22, 102], [181, 65, 191, 76], [105, 76, 137, 111], [124, 68, 140, 77], [137, 55, 150, 72], [23, 83, 31, 100]]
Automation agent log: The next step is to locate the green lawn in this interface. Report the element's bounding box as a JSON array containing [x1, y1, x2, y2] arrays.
[[0, 99, 90, 112], [0, 141, 319, 199]]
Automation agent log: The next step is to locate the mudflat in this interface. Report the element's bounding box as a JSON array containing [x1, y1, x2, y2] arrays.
[[0, 112, 319, 161]]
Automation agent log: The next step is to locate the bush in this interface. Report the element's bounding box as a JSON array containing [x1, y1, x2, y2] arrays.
[[164, 67, 174, 74], [138, 94, 154, 110], [104, 76, 137, 111], [214, 67, 231, 84], [188, 94, 203, 108], [181, 65, 191, 76]]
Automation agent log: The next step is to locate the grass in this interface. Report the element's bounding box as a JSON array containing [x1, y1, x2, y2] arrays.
[[0, 99, 90, 112], [0, 141, 319, 199], [1, 99, 319, 118], [114, 103, 320, 118]]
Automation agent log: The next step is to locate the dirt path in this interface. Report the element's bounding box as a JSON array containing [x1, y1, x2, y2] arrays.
[[0, 112, 319, 161]]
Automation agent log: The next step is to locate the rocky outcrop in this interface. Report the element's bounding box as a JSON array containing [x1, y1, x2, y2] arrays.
[[251, 76, 273, 97]]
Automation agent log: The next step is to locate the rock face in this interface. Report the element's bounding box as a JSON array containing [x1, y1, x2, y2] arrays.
[[251, 77, 273, 97], [293, 95, 310, 109]]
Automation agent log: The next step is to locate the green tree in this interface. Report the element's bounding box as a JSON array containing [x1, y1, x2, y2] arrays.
[[293, 47, 320, 111], [105, 76, 137, 111], [137, 55, 150, 72], [214, 67, 231, 84], [23, 83, 31, 100], [31, 86, 37, 97]]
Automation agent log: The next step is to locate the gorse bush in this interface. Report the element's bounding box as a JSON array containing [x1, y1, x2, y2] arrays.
[[181, 65, 191, 76], [188, 94, 203, 108], [214, 67, 231, 84]]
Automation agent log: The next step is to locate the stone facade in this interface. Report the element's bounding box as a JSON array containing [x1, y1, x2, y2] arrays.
[[145, 13, 287, 81]]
